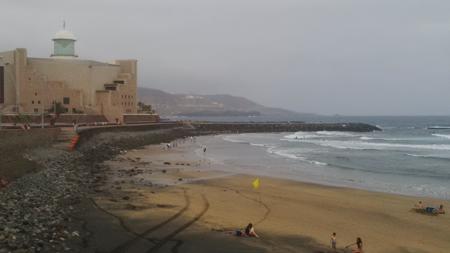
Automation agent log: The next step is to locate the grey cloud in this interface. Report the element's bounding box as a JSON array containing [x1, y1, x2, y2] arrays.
[[1, 0, 449, 115]]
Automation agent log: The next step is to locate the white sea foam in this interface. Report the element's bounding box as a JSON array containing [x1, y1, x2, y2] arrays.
[[405, 153, 450, 160], [432, 134, 450, 140], [267, 148, 328, 166], [222, 136, 249, 144], [428, 126, 450, 129], [284, 132, 319, 139], [359, 136, 407, 141], [284, 131, 357, 140], [316, 131, 357, 137], [310, 160, 328, 166], [405, 153, 426, 157], [304, 140, 450, 151], [222, 135, 272, 148], [250, 143, 268, 147]]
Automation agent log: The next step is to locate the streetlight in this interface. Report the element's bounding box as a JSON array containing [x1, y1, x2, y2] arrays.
[[41, 100, 44, 129], [0, 105, 3, 130]]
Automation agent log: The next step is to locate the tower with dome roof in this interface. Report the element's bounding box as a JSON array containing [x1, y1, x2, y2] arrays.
[[51, 22, 78, 58]]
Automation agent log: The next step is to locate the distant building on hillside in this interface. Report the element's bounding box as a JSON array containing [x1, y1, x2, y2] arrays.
[[0, 24, 156, 124]]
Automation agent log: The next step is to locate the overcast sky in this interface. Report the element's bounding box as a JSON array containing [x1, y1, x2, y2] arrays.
[[1, 0, 449, 115]]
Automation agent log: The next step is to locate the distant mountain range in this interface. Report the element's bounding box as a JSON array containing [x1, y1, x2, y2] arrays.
[[138, 87, 312, 118]]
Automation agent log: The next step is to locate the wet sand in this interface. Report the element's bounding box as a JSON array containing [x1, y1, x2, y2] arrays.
[[90, 139, 450, 253]]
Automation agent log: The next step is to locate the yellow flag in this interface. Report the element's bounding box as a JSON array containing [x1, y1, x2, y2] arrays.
[[252, 178, 260, 189]]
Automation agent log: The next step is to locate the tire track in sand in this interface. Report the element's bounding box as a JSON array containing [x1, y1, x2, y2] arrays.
[[145, 194, 210, 253], [108, 189, 191, 253]]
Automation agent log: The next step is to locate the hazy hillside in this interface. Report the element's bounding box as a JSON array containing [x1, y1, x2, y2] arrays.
[[138, 87, 309, 118]]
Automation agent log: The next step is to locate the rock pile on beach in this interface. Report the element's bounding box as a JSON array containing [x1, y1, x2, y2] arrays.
[[0, 150, 87, 253]]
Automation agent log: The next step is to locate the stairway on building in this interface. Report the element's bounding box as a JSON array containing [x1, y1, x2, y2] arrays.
[[52, 127, 78, 151]]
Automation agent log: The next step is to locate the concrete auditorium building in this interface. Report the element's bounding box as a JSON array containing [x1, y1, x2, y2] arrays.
[[0, 25, 155, 124]]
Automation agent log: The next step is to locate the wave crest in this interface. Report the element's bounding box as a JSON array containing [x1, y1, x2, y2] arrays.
[[267, 148, 327, 166], [432, 134, 450, 140], [304, 140, 450, 151]]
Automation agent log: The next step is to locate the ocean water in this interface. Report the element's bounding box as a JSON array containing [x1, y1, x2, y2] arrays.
[[197, 116, 450, 200]]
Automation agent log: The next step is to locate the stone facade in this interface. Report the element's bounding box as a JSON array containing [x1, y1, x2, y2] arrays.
[[0, 48, 138, 122]]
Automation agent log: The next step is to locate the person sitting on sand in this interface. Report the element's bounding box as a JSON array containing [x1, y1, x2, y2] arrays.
[[415, 200, 424, 209], [345, 237, 363, 253], [230, 223, 259, 238], [245, 223, 259, 238], [438, 204, 445, 214]]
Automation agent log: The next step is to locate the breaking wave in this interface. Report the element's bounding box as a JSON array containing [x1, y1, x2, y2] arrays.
[[428, 126, 450, 129], [284, 131, 358, 140], [222, 136, 250, 144], [222, 135, 273, 148], [405, 153, 450, 161], [266, 148, 327, 166], [303, 140, 450, 151], [432, 134, 450, 140]]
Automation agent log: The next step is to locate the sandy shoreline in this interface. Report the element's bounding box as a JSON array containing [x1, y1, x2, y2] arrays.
[[91, 138, 450, 253]]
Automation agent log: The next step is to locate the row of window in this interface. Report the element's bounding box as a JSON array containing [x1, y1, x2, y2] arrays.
[[31, 97, 70, 105], [122, 102, 134, 106], [121, 95, 134, 99], [33, 107, 77, 113]]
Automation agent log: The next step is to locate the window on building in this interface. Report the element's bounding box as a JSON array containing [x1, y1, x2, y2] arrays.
[[64, 108, 69, 113], [34, 108, 38, 113], [32, 100, 35, 104], [114, 80, 125, 84], [63, 97, 70, 105], [38, 100, 41, 104], [0, 66, 4, 104], [35, 92, 38, 96]]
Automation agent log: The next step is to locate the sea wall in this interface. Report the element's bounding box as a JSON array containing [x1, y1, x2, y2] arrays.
[[77, 123, 181, 143], [190, 122, 381, 133], [0, 128, 60, 179], [77, 122, 380, 143]]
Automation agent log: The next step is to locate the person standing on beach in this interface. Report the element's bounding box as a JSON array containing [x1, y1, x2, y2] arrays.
[[203, 146, 207, 153], [331, 232, 337, 251]]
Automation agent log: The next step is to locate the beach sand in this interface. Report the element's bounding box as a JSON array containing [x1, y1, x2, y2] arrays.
[[88, 139, 450, 253]]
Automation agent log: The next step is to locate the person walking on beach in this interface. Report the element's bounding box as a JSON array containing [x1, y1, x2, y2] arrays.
[[330, 232, 337, 251], [203, 146, 207, 153]]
